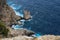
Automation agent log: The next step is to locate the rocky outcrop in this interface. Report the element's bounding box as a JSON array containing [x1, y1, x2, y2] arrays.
[[1, 0, 60, 40], [1, 36, 34, 40], [34, 35, 60, 40], [8, 28, 35, 37], [1, 5, 22, 26], [23, 10, 31, 20], [0, 35, 60, 40], [0, 0, 33, 38], [0, 0, 22, 27], [0, 0, 31, 27]]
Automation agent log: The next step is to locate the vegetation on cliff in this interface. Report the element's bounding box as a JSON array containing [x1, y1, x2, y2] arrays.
[[0, 21, 9, 37]]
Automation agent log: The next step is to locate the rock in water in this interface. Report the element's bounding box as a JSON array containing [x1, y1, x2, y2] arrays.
[[23, 10, 31, 20]]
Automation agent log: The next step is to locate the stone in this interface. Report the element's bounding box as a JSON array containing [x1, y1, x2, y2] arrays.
[[9, 28, 35, 37], [36, 35, 60, 40], [1, 36, 34, 40]]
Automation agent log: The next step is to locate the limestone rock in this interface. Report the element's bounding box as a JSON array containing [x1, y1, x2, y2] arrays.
[[3, 6, 22, 26], [9, 28, 35, 37], [1, 36, 34, 40], [0, 0, 22, 27], [1, 35, 60, 40], [34, 35, 60, 40], [0, 0, 32, 27], [23, 10, 31, 20]]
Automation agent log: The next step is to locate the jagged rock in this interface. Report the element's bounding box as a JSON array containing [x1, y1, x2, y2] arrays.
[[1, 36, 34, 40], [34, 35, 60, 40], [2, 5, 22, 26], [0, 0, 22, 27], [0, 0, 32, 27], [9, 28, 35, 37], [1, 35, 60, 40], [0, 0, 35, 40], [23, 10, 31, 20]]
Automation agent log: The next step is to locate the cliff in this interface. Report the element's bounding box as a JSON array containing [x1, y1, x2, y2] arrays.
[[0, 0, 31, 27], [0, 35, 60, 40], [0, 0, 60, 40], [34, 35, 60, 40], [0, 0, 34, 38], [0, 0, 22, 27]]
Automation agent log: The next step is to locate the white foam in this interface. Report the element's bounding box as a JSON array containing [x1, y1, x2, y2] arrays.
[[14, 11, 23, 17], [12, 25, 23, 29]]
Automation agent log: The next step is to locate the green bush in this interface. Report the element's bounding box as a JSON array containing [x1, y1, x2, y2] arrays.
[[0, 21, 9, 37]]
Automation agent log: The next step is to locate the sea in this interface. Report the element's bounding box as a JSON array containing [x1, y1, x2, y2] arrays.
[[7, 0, 60, 36]]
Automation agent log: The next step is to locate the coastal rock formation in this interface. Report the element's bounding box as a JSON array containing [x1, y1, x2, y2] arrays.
[[9, 28, 35, 37], [0, 0, 34, 36], [0, 0, 22, 27], [34, 35, 60, 40], [1, 0, 60, 40], [23, 10, 31, 20], [0, 35, 60, 40], [0, 0, 31, 27], [0, 0, 33, 38], [1, 36, 34, 40]]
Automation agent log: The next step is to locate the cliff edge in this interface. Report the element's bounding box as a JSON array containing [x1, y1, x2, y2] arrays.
[[0, 0, 60, 40], [0, 0, 22, 27], [0, 0, 34, 38]]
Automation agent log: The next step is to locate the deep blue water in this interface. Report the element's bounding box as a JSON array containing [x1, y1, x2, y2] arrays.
[[7, 0, 60, 35]]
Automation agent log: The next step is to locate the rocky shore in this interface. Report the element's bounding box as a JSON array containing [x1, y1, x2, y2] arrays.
[[0, 0, 22, 27], [0, 0, 60, 40], [0, 35, 60, 40], [0, 0, 34, 39]]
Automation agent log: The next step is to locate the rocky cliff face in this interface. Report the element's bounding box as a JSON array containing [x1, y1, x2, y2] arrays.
[[8, 28, 35, 37], [0, 0, 34, 38], [1, 36, 34, 40], [0, 35, 60, 40], [1, 0, 60, 40], [1, 6, 20, 26], [35, 35, 60, 40], [0, 0, 22, 27], [0, 0, 31, 27]]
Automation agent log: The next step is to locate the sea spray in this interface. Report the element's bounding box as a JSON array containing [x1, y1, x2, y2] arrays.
[[32, 33, 41, 37]]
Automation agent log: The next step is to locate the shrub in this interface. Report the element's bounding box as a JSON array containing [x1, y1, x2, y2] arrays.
[[0, 21, 9, 37]]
